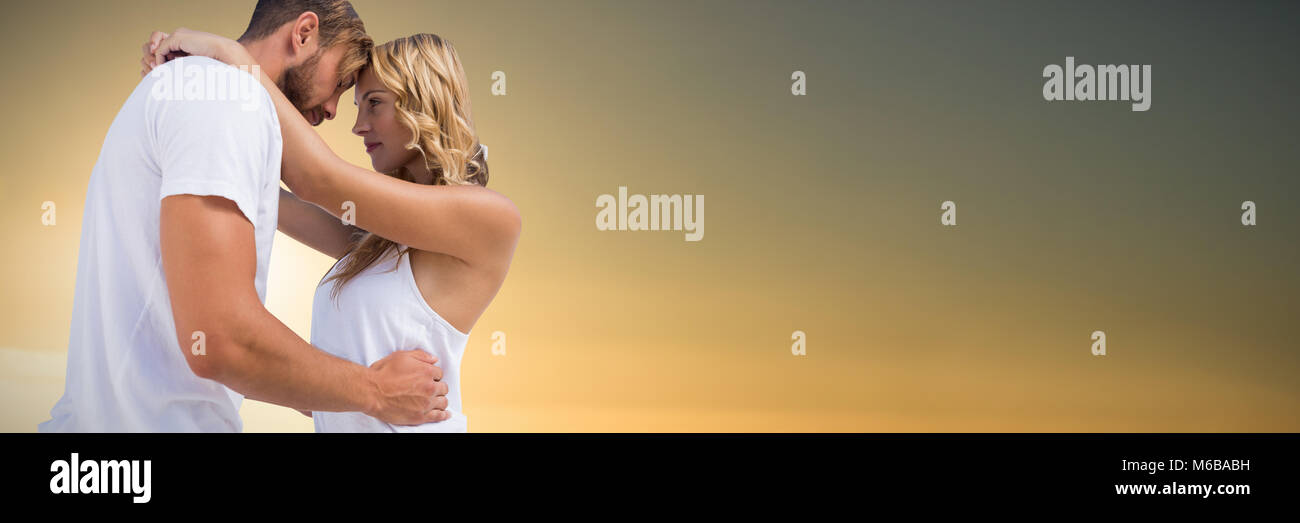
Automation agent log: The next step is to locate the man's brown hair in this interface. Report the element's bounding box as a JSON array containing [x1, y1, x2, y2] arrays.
[[239, 0, 372, 83]]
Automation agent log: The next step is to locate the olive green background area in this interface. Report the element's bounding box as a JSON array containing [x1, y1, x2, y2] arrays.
[[0, 1, 1296, 431]]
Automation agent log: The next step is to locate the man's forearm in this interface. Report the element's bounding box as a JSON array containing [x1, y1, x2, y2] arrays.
[[159, 194, 385, 418], [212, 307, 378, 415]]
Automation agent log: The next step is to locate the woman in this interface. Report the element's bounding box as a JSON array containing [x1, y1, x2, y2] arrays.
[[144, 30, 521, 432]]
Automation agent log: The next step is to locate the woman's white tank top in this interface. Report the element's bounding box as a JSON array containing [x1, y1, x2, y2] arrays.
[[310, 245, 470, 432]]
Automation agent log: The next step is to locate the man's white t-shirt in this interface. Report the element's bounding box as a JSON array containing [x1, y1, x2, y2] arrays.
[[38, 56, 282, 432]]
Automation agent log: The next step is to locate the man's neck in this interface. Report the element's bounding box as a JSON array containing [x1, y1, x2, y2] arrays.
[[238, 37, 286, 86]]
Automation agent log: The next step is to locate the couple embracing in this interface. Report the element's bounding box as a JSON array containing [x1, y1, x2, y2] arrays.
[[40, 0, 519, 433]]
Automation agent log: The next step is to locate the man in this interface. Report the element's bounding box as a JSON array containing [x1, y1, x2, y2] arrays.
[[40, 0, 448, 432]]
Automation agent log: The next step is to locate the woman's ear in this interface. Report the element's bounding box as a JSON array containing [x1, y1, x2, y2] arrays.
[[290, 11, 321, 57]]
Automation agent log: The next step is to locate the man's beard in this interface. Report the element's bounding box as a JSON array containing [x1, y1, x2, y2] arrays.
[[281, 51, 323, 119]]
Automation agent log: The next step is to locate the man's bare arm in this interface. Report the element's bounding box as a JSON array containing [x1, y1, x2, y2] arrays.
[[278, 188, 362, 260], [160, 194, 450, 423]]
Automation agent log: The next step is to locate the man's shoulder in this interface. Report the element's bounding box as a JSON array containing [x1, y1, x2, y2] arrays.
[[150, 55, 261, 84], [143, 55, 276, 119]]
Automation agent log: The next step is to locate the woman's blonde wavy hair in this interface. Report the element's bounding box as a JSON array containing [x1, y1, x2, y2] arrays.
[[324, 33, 488, 299]]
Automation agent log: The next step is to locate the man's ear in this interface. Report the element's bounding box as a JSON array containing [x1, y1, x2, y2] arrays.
[[289, 11, 321, 60]]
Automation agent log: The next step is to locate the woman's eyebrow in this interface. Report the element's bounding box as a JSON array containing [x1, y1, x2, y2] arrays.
[[354, 89, 385, 106]]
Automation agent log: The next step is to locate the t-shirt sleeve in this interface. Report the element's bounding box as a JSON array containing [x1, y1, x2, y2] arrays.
[[153, 65, 276, 225]]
